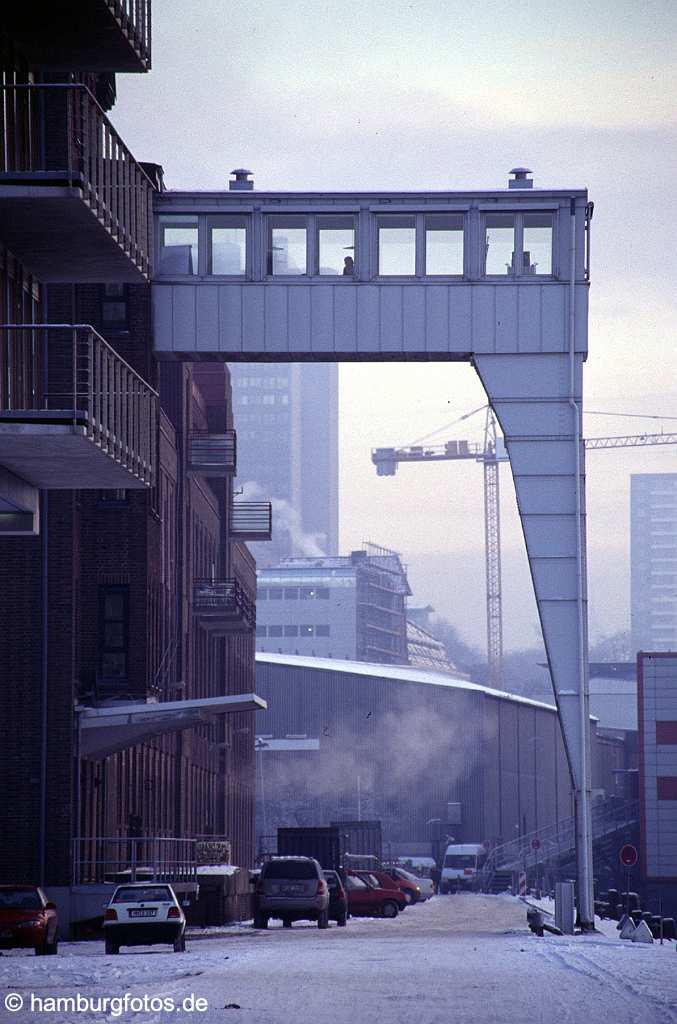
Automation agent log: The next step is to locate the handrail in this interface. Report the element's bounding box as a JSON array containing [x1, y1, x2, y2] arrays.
[[0, 324, 158, 487], [0, 84, 154, 276], [479, 798, 639, 885]]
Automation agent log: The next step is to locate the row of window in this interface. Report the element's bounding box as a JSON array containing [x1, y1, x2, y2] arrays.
[[158, 212, 553, 279], [257, 586, 331, 600], [256, 624, 331, 638]]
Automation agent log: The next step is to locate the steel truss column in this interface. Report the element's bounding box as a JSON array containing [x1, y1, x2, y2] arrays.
[[474, 351, 594, 929]]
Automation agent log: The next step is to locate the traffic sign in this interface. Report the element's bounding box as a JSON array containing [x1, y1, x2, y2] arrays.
[[531, 838, 541, 851], [619, 843, 638, 868]]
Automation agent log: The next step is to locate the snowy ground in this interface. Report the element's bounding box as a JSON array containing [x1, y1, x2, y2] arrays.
[[2, 895, 677, 1023]]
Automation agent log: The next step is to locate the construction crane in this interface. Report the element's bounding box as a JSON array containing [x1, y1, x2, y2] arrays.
[[372, 414, 677, 689]]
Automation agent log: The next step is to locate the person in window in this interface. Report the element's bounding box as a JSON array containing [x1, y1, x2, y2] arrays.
[[342, 255, 354, 276]]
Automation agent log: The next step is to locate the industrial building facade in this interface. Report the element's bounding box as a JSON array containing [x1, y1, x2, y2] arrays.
[[0, 5, 263, 896], [631, 473, 677, 654], [255, 544, 411, 664], [230, 362, 339, 566], [253, 654, 625, 858]]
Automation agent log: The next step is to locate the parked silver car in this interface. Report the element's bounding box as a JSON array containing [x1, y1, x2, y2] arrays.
[[253, 857, 329, 929]]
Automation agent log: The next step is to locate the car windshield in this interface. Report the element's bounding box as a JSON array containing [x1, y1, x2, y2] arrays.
[[361, 874, 381, 888], [0, 889, 41, 909], [444, 855, 477, 869], [114, 886, 173, 903], [264, 860, 317, 880], [394, 868, 417, 881], [345, 876, 368, 891]]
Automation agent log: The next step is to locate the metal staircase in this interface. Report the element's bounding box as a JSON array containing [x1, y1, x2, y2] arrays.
[[478, 798, 639, 893]]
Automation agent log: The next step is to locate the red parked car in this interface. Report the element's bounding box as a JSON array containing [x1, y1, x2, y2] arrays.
[[345, 872, 406, 918], [360, 869, 422, 906], [0, 886, 59, 955]]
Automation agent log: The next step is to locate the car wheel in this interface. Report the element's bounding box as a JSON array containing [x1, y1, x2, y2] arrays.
[[282, 918, 292, 928], [253, 912, 268, 929], [104, 938, 119, 955], [337, 911, 347, 927], [173, 935, 186, 953], [317, 910, 329, 929], [382, 901, 398, 919]]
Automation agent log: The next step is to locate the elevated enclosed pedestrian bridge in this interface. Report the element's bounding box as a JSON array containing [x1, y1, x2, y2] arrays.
[[153, 175, 590, 360], [152, 169, 597, 926]]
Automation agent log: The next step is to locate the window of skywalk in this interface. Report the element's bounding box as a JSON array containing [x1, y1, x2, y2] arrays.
[[484, 212, 553, 276], [156, 209, 555, 280]]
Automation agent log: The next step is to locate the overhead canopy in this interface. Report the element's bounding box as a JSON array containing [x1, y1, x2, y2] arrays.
[[77, 693, 267, 759]]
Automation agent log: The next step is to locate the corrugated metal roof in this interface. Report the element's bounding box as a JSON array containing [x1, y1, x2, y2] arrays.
[[255, 651, 560, 714]]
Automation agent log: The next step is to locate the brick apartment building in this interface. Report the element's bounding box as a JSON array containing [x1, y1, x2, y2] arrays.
[[0, 3, 265, 901]]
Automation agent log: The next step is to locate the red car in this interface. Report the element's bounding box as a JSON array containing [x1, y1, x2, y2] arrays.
[[345, 872, 406, 918], [360, 869, 421, 905], [0, 886, 59, 955]]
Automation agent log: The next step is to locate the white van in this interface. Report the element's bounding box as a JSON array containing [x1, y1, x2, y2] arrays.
[[440, 843, 485, 893]]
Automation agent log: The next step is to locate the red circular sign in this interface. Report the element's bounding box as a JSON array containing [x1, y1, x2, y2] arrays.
[[531, 839, 541, 850], [619, 844, 638, 867]]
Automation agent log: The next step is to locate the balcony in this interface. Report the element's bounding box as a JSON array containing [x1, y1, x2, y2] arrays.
[[0, 324, 157, 489], [193, 578, 256, 636], [3, 2, 151, 73], [188, 430, 237, 477], [231, 502, 273, 541], [0, 85, 153, 281]]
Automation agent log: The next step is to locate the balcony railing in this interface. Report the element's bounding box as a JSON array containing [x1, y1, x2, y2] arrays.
[[231, 501, 273, 541], [0, 324, 157, 488], [188, 430, 237, 476], [3, 2, 151, 72], [193, 578, 256, 635], [0, 84, 154, 280]]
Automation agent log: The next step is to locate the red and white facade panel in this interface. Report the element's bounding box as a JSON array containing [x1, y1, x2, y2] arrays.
[[639, 653, 677, 880]]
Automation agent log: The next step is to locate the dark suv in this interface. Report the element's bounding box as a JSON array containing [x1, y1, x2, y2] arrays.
[[254, 857, 330, 929]]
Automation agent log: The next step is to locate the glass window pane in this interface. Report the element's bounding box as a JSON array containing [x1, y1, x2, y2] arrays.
[[318, 216, 355, 276], [425, 214, 464, 275], [523, 214, 552, 275], [268, 216, 307, 275], [104, 593, 125, 620], [209, 217, 246, 275], [159, 217, 198, 275], [484, 214, 515, 275], [377, 216, 416, 276]]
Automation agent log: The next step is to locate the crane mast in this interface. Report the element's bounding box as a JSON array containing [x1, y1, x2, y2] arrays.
[[483, 410, 503, 687]]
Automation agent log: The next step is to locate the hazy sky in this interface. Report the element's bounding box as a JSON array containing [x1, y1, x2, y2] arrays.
[[114, 0, 677, 650]]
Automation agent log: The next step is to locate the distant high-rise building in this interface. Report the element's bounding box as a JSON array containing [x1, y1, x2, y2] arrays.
[[230, 363, 339, 566], [631, 473, 677, 654]]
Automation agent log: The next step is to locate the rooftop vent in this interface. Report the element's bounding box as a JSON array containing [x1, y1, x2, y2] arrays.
[[509, 167, 533, 189], [229, 168, 254, 191]]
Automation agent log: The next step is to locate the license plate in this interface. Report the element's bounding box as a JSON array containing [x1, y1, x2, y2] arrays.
[[283, 885, 302, 895], [129, 908, 156, 918]]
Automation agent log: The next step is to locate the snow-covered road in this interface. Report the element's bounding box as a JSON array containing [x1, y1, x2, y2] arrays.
[[2, 895, 677, 1023]]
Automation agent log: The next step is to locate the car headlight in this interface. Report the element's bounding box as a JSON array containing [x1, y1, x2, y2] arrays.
[[17, 919, 42, 928], [415, 886, 421, 892]]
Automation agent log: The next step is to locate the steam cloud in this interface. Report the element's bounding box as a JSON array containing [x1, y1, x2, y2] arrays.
[[240, 480, 326, 557]]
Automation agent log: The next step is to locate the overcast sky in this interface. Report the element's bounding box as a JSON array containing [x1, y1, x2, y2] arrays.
[[114, 0, 677, 650]]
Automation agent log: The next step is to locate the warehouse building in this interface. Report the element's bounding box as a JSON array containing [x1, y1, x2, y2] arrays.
[[253, 653, 625, 858]]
